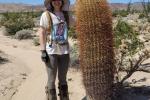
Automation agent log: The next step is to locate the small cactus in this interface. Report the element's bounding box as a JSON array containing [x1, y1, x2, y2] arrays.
[[76, 0, 115, 100]]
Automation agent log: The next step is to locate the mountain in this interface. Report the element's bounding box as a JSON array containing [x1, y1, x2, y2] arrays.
[[0, 3, 44, 13], [0, 2, 145, 13], [110, 3, 128, 10], [110, 3, 144, 11]]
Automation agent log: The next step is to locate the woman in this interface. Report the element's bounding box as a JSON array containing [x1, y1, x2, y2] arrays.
[[38, 0, 70, 100]]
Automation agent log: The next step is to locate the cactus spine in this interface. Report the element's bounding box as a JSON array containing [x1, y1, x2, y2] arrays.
[[76, 0, 115, 100]]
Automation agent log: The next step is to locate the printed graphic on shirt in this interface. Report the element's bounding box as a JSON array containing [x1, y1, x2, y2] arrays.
[[55, 21, 65, 41]]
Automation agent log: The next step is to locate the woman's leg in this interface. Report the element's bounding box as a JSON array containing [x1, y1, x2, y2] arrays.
[[46, 54, 58, 89], [57, 54, 70, 85], [45, 54, 58, 100], [57, 54, 70, 100]]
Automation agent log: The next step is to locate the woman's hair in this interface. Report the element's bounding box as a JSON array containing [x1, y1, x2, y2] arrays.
[[62, 11, 69, 28]]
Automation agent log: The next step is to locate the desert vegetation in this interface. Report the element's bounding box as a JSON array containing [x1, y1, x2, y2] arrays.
[[75, 0, 150, 99], [0, 0, 150, 99]]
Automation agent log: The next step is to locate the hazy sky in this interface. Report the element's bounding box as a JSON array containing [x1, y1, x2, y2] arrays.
[[0, 0, 147, 5]]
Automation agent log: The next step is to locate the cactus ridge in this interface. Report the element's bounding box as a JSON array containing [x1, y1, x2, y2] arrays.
[[76, 0, 115, 100]]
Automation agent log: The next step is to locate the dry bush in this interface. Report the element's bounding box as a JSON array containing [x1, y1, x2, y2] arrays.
[[14, 29, 33, 40]]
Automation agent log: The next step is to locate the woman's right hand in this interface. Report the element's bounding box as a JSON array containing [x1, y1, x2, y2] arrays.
[[41, 50, 49, 63]]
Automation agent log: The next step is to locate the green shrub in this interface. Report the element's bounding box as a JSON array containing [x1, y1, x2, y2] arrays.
[[112, 10, 119, 17], [32, 11, 43, 18], [0, 26, 9, 36], [141, 0, 150, 21], [21, 11, 43, 18], [112, 10, 128, 17], [114, 20, 143, 55], [70, 42, 79, 67], [14, 29, 33, 40], [0, 12, 34, 35], [127, 1, 132, 13], [139, 13, 146, 19], [130, 9, 140, 14], [68, 26, 77, 38], [33, 37, 40, 46]]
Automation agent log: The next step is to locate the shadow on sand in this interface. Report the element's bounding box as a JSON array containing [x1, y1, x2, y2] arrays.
[[0, 56, 9, 65], [119, 86, 150, 100], [81, 85, 150, 100]]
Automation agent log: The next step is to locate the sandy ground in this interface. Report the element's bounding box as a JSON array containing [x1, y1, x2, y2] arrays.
[[0, 30, 150, 100], [0, 32, 85, 100]]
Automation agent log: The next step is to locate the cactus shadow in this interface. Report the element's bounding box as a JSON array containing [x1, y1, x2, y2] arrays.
[[0, 56, 9, 65], [81, 86, 150, 100], [117, 86, 150, 100]]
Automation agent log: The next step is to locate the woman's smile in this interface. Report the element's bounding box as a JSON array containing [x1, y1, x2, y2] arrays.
[[52, 0, 62, 8]]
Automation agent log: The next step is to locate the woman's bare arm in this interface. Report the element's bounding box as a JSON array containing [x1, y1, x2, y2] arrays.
[[38, 27, 47, 50]]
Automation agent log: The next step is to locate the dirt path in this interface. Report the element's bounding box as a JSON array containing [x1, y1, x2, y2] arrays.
[[1, 32, 150, 100], [0, 34, 85, 100]]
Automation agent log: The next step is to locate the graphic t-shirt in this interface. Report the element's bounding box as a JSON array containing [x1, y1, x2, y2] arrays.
[[40, 11, 69, 55]]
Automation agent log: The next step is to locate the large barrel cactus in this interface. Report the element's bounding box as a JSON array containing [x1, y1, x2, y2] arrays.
[[76, 0, 115, 100]]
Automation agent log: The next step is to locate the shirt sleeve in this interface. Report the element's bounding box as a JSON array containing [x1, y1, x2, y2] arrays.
[[40, 12, 49, 30]]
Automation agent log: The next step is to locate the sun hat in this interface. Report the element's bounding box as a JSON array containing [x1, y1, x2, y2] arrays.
[[44, 0, 70, 11]]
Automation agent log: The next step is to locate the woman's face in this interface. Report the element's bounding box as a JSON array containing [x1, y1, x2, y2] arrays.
[[52, 0, 62, 10]]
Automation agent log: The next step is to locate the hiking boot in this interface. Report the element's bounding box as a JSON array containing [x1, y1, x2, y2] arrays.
[[45, 86, 57, 100], [58, 85, 69, 100]]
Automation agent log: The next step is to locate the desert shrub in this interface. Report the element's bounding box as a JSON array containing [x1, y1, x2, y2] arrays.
[[33, 37, 40, 46], [21, 11, 42, 18], [119, 10, 129, 17], [70, 41, 79, 68], [139, 13, 146, 19], [127, 1, 132, 13], [32, 11, 43, 18], [130, 9, 140, 14], [114, 19, 146, 85], [113, 19, 149, 99], [68, 26, 77, 38], [112, 10, 129, 17], [0, 12, 34, 35], [0, 26, 9, 36], [112, 10, 120, 17], [114, 20, 143, 55], [14, 29, 33, 40], [142, 0, 150, 22]]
